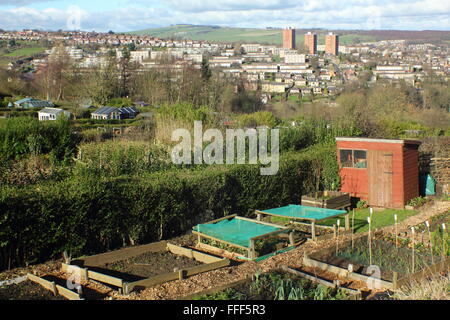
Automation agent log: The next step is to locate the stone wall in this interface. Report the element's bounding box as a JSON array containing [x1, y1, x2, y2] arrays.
[[419, 137, 450, 196]]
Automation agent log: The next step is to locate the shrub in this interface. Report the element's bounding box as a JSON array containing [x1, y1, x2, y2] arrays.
[[0, 144, 339, 270], [234, 111, 278, 128], [0, 117, 78, 163]]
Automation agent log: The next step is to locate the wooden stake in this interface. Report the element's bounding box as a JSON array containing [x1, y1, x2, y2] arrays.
[[352, 209, 355, 250], [336, 219, 340, 255], [425, 221, 434, 265], [411, 227, 415, 273], [311, 221, 316, 241], [367, 217, 372, 266], [442, 223, 446, 258], [394, 214, 398, 250]]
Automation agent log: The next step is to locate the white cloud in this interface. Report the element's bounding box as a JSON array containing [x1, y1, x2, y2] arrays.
[[0, 0, 57, 6], [0, 0, 448, 31]]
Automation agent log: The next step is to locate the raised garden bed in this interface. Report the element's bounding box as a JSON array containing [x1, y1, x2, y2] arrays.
[[193, 215, 295, 260], [301, 191, 351, 210], [179, 269, 360, 300], [255, 205, 350, 241], [306, 235, 449, 290], [64, 241, 230, 295], [0, 279, 66, 300]]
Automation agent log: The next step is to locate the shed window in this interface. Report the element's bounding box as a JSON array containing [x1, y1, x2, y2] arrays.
[[340, 149, 367, 169]]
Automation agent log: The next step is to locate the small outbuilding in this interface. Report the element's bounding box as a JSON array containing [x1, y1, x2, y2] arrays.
[[38, 108, 71, 121], [336, 137, 421, 209]]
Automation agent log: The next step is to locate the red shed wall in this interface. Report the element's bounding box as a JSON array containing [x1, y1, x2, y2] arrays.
[[336, 140, 406, 208], [403, 145, 420, 204]]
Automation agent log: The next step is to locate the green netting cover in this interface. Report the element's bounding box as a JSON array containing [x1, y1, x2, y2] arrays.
[[259, 204, 347, 221], [193, 218, 282, 248]]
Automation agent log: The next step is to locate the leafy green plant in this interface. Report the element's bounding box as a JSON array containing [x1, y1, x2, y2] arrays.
[[357, 200, 368, 209], [407, 197, 430, 207]]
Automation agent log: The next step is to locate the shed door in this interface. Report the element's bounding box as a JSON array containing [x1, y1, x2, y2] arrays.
[[368, 150, 393, 207]]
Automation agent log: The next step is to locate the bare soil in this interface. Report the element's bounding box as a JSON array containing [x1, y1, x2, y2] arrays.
[[99, 250, 203, 280], [0, 280, 66, 300]]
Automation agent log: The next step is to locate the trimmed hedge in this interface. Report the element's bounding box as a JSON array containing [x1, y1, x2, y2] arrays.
[[0, 117, 77, 163], [0, 144, 339, 270]]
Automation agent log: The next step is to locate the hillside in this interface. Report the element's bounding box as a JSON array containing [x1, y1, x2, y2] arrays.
[[128, 25, 375, 45], [129, 25, 450, 45]]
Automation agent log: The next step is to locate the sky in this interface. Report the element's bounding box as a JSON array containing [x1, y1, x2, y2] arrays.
[[0, 0, 449, 32]]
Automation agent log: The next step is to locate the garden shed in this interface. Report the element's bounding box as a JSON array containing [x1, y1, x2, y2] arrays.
[[335, 137, 421, 208]]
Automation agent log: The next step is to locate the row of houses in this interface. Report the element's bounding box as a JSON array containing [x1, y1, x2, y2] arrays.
[[9, 98, 140, 121], [90, 106, 139, 120]]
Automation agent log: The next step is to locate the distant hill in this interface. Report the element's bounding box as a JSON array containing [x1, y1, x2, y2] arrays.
[[128, 25, 450, 45]]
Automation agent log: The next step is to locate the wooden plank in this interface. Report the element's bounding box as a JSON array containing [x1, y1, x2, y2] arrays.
[[63, 262, 123, 288], [201, 214, 237, 225], [191, 251, 220, 264], [75, 241, 168, 267], [289, 265, 362, 300], [196, 242, 248, 260], [303, 256, 349, 278], [192, 230, 250, 251], [294, 221, 345, 231], [396, 258, 450, 289], [250, 228, 292, 241], [258, 208, 347, 223], [27, 274, 57, 295], [87, 270, 123, 288], [239, 215, 289, 229], [311, 221, 316, 241], [124, 272, 179, 294], [56, 284, 83, 300], [185, 259, 230, 277], [282, 265, 337, 288], [303, 255, 394, 290], [249, 239, 256, 259], [61, 263, 89, 280], [166, 243, 222, 264], [255, 210, 316, 222]]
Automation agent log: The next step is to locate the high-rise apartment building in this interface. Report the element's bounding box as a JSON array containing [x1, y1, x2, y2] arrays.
[[325, 32, 339, 55], [283, 27, 296, 50], [304, 32, 318, 55]]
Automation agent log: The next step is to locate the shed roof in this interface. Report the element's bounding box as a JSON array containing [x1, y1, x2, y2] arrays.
[[335, 137, 421, 146], [92, 106, 119, 115], [15, 98, 54, 108], [39, 107, 71, 115]]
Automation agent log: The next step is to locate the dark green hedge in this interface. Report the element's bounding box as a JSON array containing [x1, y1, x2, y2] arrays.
[[0, 144, 338, 270]]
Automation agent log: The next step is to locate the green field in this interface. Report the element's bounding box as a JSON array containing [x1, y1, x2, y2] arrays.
[[0, 44, 47, 68], [129, 25, 376, 45], [3, 46, 46, 58]]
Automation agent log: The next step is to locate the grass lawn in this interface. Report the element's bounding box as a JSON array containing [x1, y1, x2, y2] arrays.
[[3, 46, 46, 58], [319, 208, 419, 233]]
